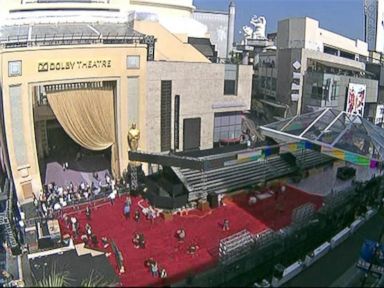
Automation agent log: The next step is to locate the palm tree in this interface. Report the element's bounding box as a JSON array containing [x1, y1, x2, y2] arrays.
[[34, 267, 71, 287], [34, 266, 112, 287], [81, 270, 112, 287]]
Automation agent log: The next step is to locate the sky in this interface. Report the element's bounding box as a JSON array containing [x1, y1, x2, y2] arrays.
[[193, 0, 365, 42]]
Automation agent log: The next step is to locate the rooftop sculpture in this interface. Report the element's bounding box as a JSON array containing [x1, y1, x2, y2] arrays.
[[241, 15, 267, 44]]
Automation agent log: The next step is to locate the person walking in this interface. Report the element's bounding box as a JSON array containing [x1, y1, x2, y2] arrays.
[[124, 203, 131, 220], [150, 261, 159, 277], [85, 206, 91, 220], [222, 219, 230, 231], [134, 209, 140, 222], [108, 189, 117, 205]]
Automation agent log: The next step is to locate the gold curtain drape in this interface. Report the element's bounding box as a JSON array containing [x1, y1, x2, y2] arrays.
[[46, 87, 119, 177]]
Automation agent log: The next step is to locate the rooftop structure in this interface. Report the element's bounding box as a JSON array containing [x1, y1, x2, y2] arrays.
[[0, 0, 208, 39], [261, 108, 384, 164]]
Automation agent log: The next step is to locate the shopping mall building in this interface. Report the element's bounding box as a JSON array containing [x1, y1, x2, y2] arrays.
[[0, 0, 252, 203]]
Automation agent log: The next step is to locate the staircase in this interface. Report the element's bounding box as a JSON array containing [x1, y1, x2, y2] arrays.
[[242, 115, 265, 142], [75, 243, 105, 257]]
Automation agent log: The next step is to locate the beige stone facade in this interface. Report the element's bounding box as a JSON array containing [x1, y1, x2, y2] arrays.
[[0, 44, 148, 202], [0, 42, 253, 204], [146, 61, 253, 152]]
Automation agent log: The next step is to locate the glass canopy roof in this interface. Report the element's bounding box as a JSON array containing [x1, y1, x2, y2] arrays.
[[260, 108, 384, 161]]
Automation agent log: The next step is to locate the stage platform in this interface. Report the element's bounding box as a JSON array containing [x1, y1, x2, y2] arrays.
[[289, 163, 383, 197], [43, 154, 111, 187], [58, 185, 323, 287]]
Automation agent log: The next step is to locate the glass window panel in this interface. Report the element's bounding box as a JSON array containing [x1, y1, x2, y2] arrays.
[[221, 116, 230, 126], [302, 109, 337, 140], [229, 115, 237, 125], [224, 80, 236, 95], [213, 128, 220, 141], [334, 126, 372, 156], [235, 128, 242, 136], [282, 110, 324, 135], [126, 55, 140, 69], [236, 114, 242, 124], [8, 61, 22, 77], [220, 131, 229, 140], [214, 116, 221, 127], [265, 117, 295, 131]]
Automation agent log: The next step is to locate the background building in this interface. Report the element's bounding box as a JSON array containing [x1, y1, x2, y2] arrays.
[[252, 17, 378, 120], [365, 0, 384, 54], [193, 9, 230, 61], [0, 1, 252, 203]]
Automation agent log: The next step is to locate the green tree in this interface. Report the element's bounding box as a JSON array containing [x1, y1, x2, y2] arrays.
[[33, 265, 112, 287]]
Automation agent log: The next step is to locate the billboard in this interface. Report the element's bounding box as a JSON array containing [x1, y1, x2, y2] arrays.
[[346, 83, 366, 117], [375, 104, 384, 125], [365, 0, 384, 53]]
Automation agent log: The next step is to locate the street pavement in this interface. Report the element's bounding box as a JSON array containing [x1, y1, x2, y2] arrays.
[[284, 212, 384, 287]]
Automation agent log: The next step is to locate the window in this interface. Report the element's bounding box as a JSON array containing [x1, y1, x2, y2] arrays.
[[339, 50, 355, 60], [8, 61, 22, 77], [331, 81, 338, 101], [272, 78, 277, 90], [311, 83, 323, 99], [224, 80, 236, 95], [161, 80, 172, 152], [266, 77, 271, 90], [224, 64, 238, 95], [323, 46, 338, 56], [261, 76, 266, 88], [126, 56, 140, 69], [213, 112, 242, 146], [183, 118, 201, 151]]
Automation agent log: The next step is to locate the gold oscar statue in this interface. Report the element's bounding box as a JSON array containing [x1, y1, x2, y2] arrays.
[[128, 123, 140, 190], [128, 123, 140, 152]]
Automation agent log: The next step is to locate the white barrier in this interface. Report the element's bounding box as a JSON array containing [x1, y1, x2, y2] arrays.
[[282, 261, 304, 280], [330, 227, 351, 248], [365, 208, 377, 220], [304, 241, 331, 267], [350, 218, 364, 233], [272, 261, 304, 286], [268, 206, 374, 287]]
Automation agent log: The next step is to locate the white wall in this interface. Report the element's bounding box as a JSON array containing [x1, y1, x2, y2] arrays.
[[277, 17, 368, 56]]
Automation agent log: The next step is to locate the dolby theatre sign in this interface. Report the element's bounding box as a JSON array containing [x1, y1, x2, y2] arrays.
[[38, 60, 112, 72]]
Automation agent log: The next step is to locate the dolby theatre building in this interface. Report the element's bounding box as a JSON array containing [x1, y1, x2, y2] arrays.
[[0, 0, 253, 203]]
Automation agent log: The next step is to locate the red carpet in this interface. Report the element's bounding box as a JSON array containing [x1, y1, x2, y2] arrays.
[[58, 185, 323, 287]]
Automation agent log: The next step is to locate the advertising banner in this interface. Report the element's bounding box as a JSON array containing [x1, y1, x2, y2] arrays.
[[346, 83, 366, 117], [375, 105, 384, 125]]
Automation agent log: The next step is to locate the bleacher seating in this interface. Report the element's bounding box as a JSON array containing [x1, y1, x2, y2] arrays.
[[173, 150, 333, 202]]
